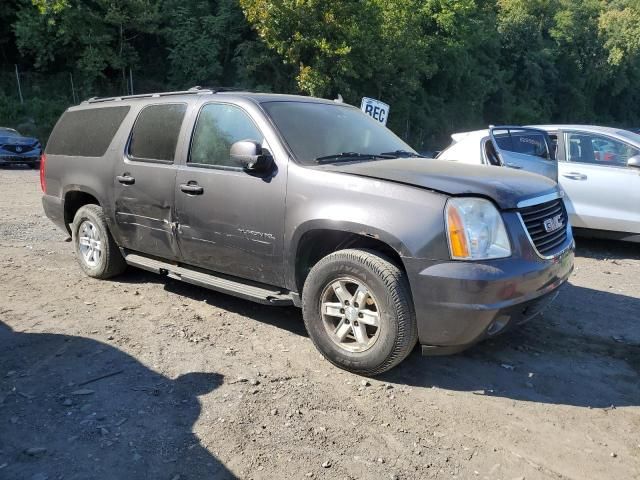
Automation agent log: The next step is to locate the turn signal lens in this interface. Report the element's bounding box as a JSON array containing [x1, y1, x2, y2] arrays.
[[446, 204, 470, 258], [445, 198, 511, 260]]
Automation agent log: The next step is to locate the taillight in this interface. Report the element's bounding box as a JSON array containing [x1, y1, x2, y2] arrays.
[[39, 153, 47, 192]]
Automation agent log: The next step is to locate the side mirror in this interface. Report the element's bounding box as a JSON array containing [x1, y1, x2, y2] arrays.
[[627, 155, 640, 169], [230, 140, 273, 173]]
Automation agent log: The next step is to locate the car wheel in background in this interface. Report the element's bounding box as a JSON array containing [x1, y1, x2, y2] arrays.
[[302, 248, 418, 376]]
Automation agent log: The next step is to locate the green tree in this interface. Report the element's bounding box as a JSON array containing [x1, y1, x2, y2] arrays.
[[15, 0, 161, 92]]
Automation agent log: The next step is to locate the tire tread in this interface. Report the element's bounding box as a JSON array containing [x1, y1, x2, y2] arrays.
[[302, 248, 418, 376]]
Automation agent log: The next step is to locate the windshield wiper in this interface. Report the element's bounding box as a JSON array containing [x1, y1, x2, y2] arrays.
[[378, 150, 425, 158], [315, 152, 389, 163]]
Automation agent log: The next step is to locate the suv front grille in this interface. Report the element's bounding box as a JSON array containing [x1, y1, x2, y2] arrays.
[[519, 198, 568, 256]]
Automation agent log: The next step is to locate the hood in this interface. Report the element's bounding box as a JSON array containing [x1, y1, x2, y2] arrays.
[[316, 157, 558, 210], [0, 135, 39, 146]]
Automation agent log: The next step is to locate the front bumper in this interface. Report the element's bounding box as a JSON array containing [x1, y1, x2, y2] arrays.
[[405, 234, 574, 353], [0, 152, 40, 164]]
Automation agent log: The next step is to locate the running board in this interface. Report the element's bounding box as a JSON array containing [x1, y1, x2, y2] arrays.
[[123, 252, 293, 306]]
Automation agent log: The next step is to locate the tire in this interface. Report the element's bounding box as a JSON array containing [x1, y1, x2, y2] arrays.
[[29, 161, 40, 170], [302, 248, 418, 376], [71, 204, 126, 279]]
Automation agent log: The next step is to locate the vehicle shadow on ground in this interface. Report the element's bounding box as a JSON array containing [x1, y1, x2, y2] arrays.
[[113, 269, 308, 337], [108, 239, 639, 409], [383, 281, 640, 408], [574, 236, 640, 260], [0, 321, 236, 479], [0, 164, 37, 170]]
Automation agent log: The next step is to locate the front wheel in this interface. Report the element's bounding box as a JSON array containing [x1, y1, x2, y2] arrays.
[[71, 204, 126, 279], [302, 248, 418, 376]]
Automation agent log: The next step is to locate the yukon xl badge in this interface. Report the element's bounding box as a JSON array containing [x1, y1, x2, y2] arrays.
[[543, 214, 564, 233]]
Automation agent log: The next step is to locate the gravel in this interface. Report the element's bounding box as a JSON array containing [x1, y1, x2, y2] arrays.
[[1, 168, 639, 479]]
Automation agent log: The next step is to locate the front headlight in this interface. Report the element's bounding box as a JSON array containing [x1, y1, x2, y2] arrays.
[[445, 197, 511, 260]]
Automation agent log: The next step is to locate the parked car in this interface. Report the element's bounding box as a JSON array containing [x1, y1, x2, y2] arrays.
[[437, 125, 640, 242], [533, 125, 640, 242], [436, 126, 557, 181], [0, 127, 42, 168], [41, 88, 574, 375]]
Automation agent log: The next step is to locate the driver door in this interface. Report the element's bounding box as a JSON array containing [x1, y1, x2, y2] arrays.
[[489, 127, 558, 181], [173, 102, 287, 286]]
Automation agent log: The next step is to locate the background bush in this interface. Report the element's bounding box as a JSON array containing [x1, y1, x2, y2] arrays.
[[1, 0, 639, 149]]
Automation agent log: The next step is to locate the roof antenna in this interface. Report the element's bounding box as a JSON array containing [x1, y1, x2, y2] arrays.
[[334, 93, 343, 103]]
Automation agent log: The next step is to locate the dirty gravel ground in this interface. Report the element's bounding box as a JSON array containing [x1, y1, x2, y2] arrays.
[[0, 167, 638, 480]]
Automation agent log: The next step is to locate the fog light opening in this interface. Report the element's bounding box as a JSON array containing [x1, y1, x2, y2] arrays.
[[487, 316, 509, 336]]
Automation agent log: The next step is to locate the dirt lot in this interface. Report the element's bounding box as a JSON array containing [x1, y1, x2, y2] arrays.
[[0, 167, 638, 480]]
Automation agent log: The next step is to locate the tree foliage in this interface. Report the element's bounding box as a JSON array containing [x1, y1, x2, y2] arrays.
[[2, 0, 640, 147]]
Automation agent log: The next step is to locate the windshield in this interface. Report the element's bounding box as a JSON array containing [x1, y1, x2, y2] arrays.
[[0, 128, 20, 138], [616, 129, 640, 146], [261, 101, 415, 165]]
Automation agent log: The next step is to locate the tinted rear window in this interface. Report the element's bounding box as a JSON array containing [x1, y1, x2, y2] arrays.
[[128, 103, 187, 162], [46, 106, 130, 157]]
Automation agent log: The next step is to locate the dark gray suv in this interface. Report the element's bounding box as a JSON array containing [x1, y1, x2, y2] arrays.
[[42, 88, 574, 375]]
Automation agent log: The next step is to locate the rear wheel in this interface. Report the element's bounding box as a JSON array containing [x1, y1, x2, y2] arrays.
[[302, 248, 417, 376], [72, 204, 126, 279]]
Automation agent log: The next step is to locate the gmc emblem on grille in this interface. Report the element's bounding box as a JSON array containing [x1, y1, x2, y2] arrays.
[[543, 214, 564, 233]]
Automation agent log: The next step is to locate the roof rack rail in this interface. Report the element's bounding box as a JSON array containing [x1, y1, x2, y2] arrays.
[[189, 86, 246, 93], [83, 86, 245, 104]]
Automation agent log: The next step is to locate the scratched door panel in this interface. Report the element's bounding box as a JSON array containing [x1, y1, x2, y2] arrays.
[[113, 160, 179, 259], [112, 103, 186, 260]]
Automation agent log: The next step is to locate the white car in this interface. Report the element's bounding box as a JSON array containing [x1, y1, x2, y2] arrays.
[[436, 125, 640, 242]]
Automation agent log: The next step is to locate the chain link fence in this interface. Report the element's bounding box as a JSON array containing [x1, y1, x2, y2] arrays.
[[0, 66, 160, 142]]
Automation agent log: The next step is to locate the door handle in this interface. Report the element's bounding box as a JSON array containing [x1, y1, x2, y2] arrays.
[[116, 174, 135, 185], [562, 172, 587, 180], [505, 163, 522, 169], [180, 183, 204, 195]]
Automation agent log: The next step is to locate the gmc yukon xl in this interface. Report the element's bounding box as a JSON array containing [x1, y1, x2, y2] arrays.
[[42, 88, 574, 375]]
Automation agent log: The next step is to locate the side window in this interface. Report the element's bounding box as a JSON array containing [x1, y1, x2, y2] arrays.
[[46, 106, 130, 157], [566, 132, 639, 167], [189, 103, 263, 168], [128, 103, 187, 162]]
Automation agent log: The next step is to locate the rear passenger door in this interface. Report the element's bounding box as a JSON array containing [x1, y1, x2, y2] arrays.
[[174, 102, 287, 286], [113, 103, 188, 260]]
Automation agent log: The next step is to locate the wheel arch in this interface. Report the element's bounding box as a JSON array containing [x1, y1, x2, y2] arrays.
[[289, 221, 410, 295], [63, 187, 103, 233]]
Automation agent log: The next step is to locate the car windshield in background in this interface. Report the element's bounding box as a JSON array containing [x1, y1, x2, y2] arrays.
[[261, 101, 415, 165], [616, 129, 640, 146], [492, 129, 552, 159], [0, 128, 20, 138]]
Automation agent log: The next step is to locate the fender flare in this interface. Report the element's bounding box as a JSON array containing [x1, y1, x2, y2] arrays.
[[285, 218, 411, 291]]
